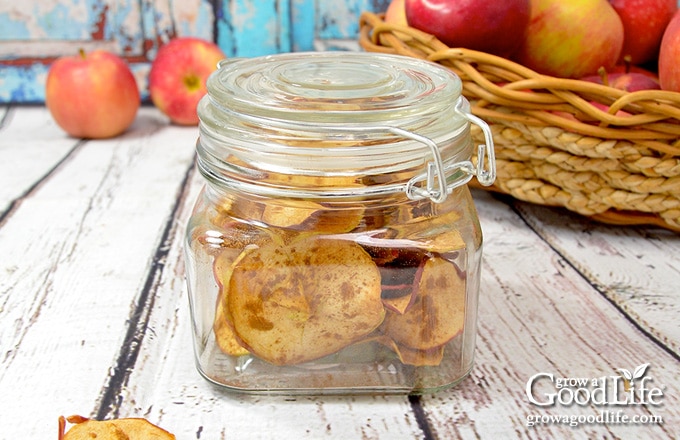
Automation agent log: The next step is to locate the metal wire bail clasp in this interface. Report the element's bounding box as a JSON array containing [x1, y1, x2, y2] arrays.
[[397, 100, 495, 204], [455, 99, 496, 188]]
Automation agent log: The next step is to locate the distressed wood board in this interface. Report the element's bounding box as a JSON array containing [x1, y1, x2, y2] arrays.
[[0, 106, 678, 439]]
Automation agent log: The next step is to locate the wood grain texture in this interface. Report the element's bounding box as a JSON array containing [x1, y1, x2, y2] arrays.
[[0, 107, 678, 439], [515, 201, 680, 358], [419, 191, 680, 439], [0, 107, 197, 439], [100, 168, 427, 439], [0, 107, 80, 214], [0, 0, 389, 102]]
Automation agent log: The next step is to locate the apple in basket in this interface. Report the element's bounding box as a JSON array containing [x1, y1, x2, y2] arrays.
[[581, 67, 660, 92], [404, 0, 531, 57], [385, 0, 407, 26], [610, 0, 677, 65], [658, 11, 680, 92], [514, 0, 624, 79]]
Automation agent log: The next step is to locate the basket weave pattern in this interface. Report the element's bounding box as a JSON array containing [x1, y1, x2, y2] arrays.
[[359, 12, 680, 231]]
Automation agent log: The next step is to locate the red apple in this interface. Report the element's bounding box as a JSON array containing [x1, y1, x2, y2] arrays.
[[610, 0, 677, 65], [385, 0, 407, 26], [45, 49, 140, 139], [590, 101, 632, 118], [581, 67, 660, 91], [659, 10, 680, 92], [609, 61, 660, 79], [404, 0, 531, 58], [149, 37, 226, 126], [515, 0, 624, 79]]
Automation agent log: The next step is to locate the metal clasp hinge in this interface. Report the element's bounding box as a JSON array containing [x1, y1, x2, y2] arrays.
[[393, 102, 495, 203]]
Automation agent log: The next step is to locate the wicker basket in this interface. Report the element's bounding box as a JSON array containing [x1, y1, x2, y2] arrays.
[[359, 11, 680, 232]]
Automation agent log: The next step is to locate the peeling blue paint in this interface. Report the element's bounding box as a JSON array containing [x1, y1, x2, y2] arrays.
[[291, 0, 315, 52], [0, 0, 387, 103], [36, 4, 78, 39], [0, 64, 49, 103], [317, 0, 370, 40], [217, 0, 291, 58], [112, 0, 144, 54], [177, 5, 214, 41], [0, 13, 31, 40]]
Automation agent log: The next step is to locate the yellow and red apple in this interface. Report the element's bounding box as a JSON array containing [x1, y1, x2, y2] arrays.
[[610, 0, 677, 65], [45, 49, 140, 139], [581, 67, 660, 92], [385, 0, 407, 26], [514, 0, 624, 79], [659, 10, 680, 92], [148, 37, 225, 126], [404, 0, 530, 58]]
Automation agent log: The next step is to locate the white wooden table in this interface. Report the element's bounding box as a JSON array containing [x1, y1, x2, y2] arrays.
[[1, 105, 678, 440]]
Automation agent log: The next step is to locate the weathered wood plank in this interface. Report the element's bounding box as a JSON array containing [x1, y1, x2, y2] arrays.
[[313, 0, 388, 51], [0, 0, 142, 58], [514, 201, 680, 358], [0, 107, 198, 439], [216, 0, 292, 57], [291, 0, 316, 52], [416, 190, 680, 439], [103, 166, 427, 439], [0, 107, 81, 215], [0, 0, 214, 102], [1, 0, 394, 102], [98, 183, 679, 438], [2, 106, 678, 439]]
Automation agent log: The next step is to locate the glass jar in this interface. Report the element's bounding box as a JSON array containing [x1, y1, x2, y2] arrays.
[[184, 51, 495, 394]]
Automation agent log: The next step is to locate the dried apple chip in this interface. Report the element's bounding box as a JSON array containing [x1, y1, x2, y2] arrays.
[[59, 415, 175, 440], [261, 199, 364, 233], [60, 417, 128, 440], [381, 256, 466, 351], [213, 248, 250, 356], [109, 419, 176, 439], [227, 237, 384, 365], [361, 244, 429, 315], [379, 337, 446, 366], [214, 291, 250, 356], [420, 229, 466, 254]]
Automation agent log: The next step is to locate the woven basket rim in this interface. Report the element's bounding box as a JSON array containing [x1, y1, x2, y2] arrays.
[[359, 12, 680, 155], [359, 11, 680, 232]]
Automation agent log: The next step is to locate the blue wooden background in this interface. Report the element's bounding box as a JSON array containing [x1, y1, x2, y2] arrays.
[[0, 0, 390, 103]]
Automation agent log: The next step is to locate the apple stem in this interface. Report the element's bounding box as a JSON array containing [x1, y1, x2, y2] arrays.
[[622, 55, 632, 74], [78, 48, 86, 59], [597, 66, 609, 87]]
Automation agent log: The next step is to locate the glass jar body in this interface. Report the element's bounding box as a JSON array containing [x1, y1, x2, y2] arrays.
[[184, 181, 483, 394]]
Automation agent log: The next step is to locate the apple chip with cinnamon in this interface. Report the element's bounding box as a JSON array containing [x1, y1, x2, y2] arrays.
[[381, 256, 466, 352], [59, 415, 175, 440], [213, 248, 250, 356], [216, 195, 364, 234], [225, 236, 385, 365], [261, 199, 364, 233]]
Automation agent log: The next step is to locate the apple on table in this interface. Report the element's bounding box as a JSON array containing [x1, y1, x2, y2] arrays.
[[45, 49, 140, 139], [149, 37, 226, 126]]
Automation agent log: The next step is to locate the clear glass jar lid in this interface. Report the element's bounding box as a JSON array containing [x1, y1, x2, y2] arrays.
[[197, 52, 495, 202], [205, 51, 462, 124]]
